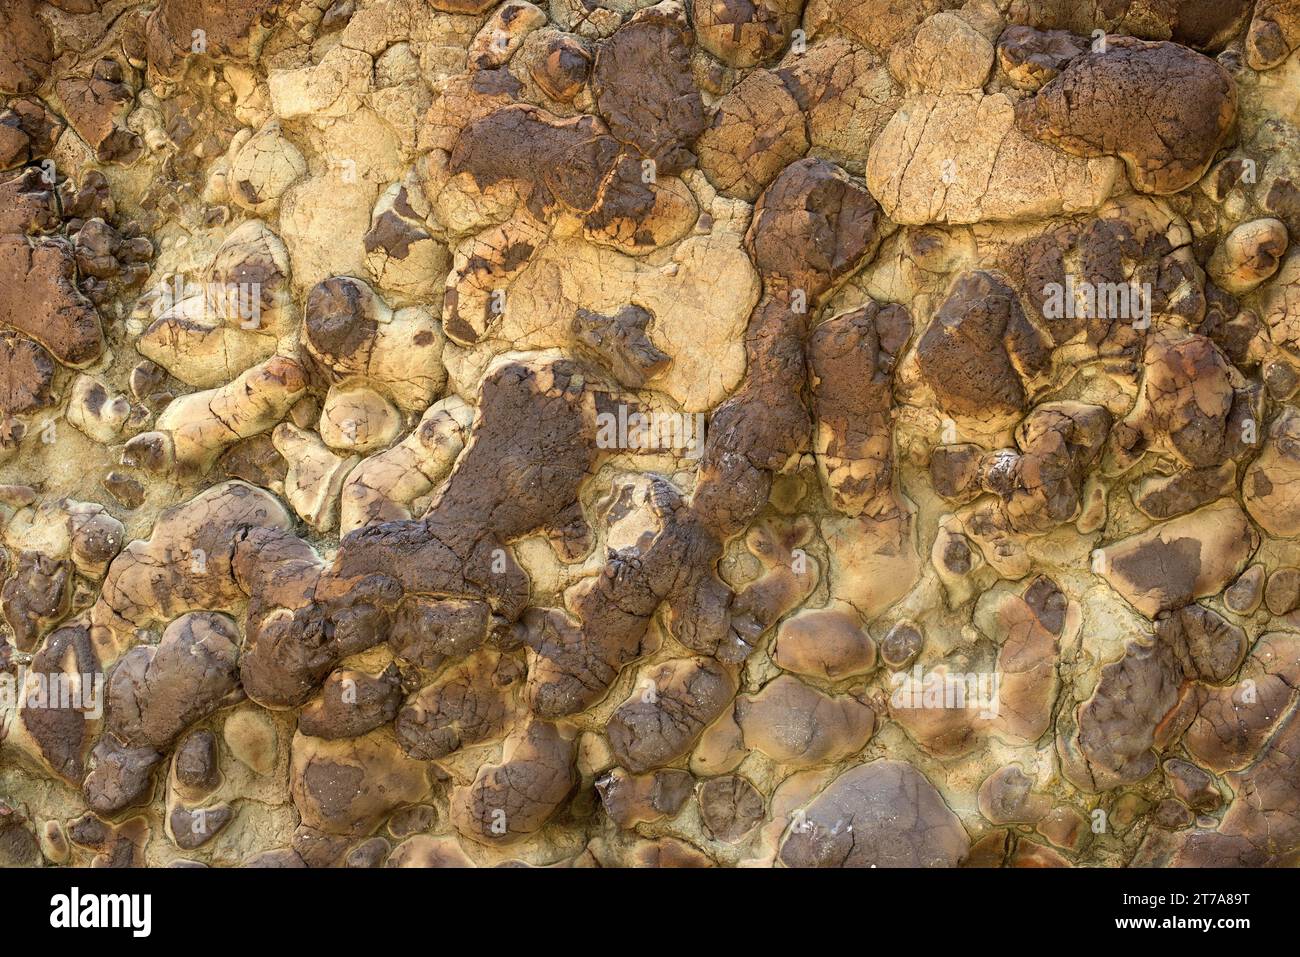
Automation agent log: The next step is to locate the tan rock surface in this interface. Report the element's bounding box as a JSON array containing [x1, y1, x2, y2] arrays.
[[1, 0, 1296, 874]]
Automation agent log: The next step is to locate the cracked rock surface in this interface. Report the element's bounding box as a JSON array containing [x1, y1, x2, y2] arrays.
[[0, 0, 1298, 871]]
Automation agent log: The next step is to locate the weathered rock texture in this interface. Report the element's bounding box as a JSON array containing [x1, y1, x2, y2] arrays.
[[0, 0, 1296, 872]]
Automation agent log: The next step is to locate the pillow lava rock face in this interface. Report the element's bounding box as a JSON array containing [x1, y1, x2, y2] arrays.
[[1, 0, 1299, 875]]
